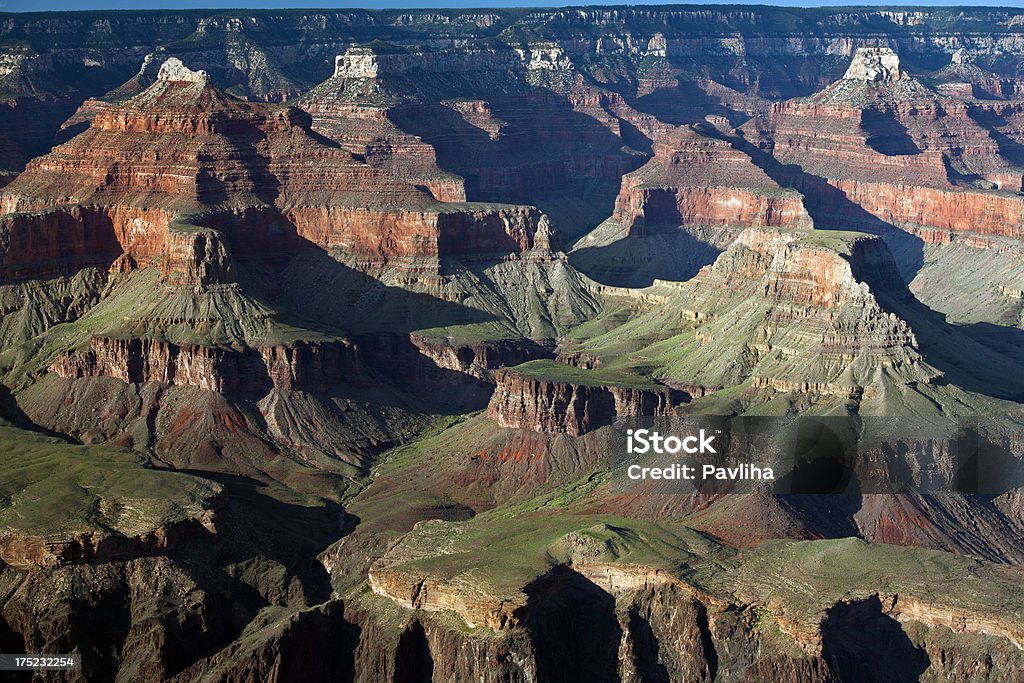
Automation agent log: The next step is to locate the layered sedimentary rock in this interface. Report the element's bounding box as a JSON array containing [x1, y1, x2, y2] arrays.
[[6, 15, 1024, 683], [51, 336, 360, 394], [571, 226, 939, 405], [360, 518, 1024, 682], [0, 513, 216, 568], [570, 123, 810, 286], [612, 124, 810, 236], [487, 365, 687, 435], [745, 47, 1024, 238], [0, 57, 552, 285], [308, 41, 649, 242]]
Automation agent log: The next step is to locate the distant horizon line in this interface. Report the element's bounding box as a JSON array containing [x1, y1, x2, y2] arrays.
[[7, 1, 1024, 14]]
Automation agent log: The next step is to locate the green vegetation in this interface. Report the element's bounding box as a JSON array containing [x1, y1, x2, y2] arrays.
[[0, 424, 218, 538], [509, 358, 659, 389], [800, 228, 872, 253], [387, 512, 731, 600], [720, 537, 1024, 629]]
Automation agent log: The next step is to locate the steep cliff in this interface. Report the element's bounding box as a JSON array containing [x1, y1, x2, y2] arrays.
[[0, 58, 554, 285], [487, 363, 687, 435], [744, 47, 1024, 238]]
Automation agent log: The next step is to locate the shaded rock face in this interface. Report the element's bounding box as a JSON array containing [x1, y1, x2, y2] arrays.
[[159, 228, 237, 288], [0, 205, 165, 280], [487, 368, 688, 436], [740, 49, 1024, 240], [360, 562, 890, 683], [6, 15, 1024, 683], [50, 334, 486, 393], [52, 337, 361, 395], [657, 227, 936, 398], [0, 514, 216, 568], [821, 596, 930, 681]]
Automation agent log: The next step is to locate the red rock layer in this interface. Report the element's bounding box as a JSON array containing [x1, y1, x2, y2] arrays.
[[744, 56, 1024, 239], [611, 126, 810, 235], [283, 204, 546, 269], [818, 178, 1024, 239], [0, 59, 549, 283], [487, 367, 687, 435], [303, 101, 467, 203], [675, 227, 936, 395]]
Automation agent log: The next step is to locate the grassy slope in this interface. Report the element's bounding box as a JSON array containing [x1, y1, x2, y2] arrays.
[[0, 423, 219, 538]]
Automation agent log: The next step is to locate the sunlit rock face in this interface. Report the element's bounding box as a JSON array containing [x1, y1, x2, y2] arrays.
[[842, 46, 908, 82]]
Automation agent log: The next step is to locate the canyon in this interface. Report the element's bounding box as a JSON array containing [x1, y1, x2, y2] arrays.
[[3, 6, 1024, 682]]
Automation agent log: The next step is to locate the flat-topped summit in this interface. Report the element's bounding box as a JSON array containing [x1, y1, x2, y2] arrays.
[[843, 47, 907, 82], [156, 57, 208, 85]]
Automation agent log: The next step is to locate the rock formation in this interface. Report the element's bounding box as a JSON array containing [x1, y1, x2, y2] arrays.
[[487, 365, 687, 435], [3, 12, 1024, 682], [0, 57, 551, 285], [842, 46, 907, 82]]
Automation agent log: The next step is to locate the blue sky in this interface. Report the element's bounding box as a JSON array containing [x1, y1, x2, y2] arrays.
[[6, 1, 1024, 12]]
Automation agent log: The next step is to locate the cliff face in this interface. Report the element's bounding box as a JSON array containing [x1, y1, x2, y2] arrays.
[[487, 367, 687, 435], [359, 520, 1024, 683], [612, 125, 811, 237], [8, 14, 1024, 683], [51, 336, 361, 394], [0, 513, 215, 568], [743, 47, 1024, 241], [0, 58, 553, 286], [569, 226, 939, 405]]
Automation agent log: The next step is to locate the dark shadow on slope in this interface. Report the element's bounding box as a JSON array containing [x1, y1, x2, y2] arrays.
[[570, 228, 723, 287], [632, 79, 754, 128], [530, 177, 624, 244], [53, 119, 90, 145], [967, 106, 1024, 166], [196, 118, 282, 206], [952, 428, 1024, 496], [127, 469, 349, 676], [860, 108, 921, 156], [66, 582, 133, 683], [0, 384, 75, 440], [231, 240, 503, 416], [821, 595, 929, 683], [523, 565, 622, 683], [275, 601, 361, 683], [780, 495, 864, 538], [694, 599, 719, 680], [266, 602, 362, 683], [727, 129, 1024, 401], [233, 241, 499, 338], [164, 470, 342, 606], [388, 92, 646, 213], [878, 230, 925, 286], [728, 131, 904, 236], [627, 607, 670, 683], [394, 619, 434, 683], [0, 617, 30, 682], [862, 262, 1024, 402], [773, 418, 865, 537]]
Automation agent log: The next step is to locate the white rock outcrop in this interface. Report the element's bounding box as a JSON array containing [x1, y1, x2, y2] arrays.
[[157, 57, 208, 84], [843, 46, 906, 82]]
